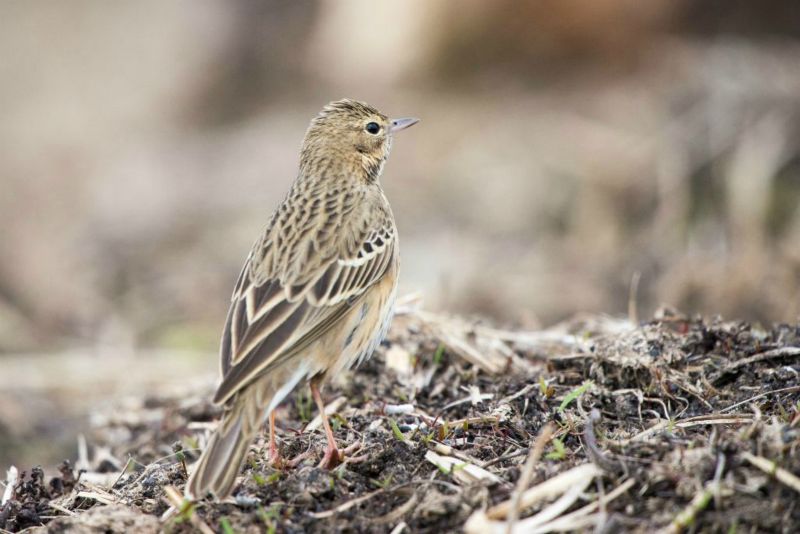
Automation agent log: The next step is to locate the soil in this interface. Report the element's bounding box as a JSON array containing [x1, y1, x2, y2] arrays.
[[2, 307, 799, 533]]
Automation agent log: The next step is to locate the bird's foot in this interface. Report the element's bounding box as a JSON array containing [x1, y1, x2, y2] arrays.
[[318, 444, 342, 469], [267, 446, 310, 469], [285, 451, 311, 468], [318, 441, 363, 469], [267, 441, 282, 468], [343, 449, 368, 465]]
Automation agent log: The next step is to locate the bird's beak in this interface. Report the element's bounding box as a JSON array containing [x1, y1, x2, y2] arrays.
[[390, 117, 420, 133]]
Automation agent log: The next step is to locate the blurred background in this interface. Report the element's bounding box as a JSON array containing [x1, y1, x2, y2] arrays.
[[2, 0, 799, 471]]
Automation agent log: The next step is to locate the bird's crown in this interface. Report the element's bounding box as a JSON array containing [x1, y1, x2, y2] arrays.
[[314, 98, 386, 124]]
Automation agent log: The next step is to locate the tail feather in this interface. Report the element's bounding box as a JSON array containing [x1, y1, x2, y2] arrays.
[[185, 390, 263, 500]]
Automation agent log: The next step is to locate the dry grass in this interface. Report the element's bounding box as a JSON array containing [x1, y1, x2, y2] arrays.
[[2, 301, 799, 532]]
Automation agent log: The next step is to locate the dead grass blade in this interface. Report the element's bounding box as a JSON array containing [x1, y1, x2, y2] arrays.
[[466, 463, 604, 533], [486, 463, 601, 520], [506, 423, 555, 533], [742, 451, 800, 494], [1, 466, 17, 506], [425, 450, 503, 485]]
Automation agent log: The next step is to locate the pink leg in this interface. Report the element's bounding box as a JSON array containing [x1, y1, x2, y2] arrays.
[[267, 411, 282, 467], [310, 378, 342, 469]]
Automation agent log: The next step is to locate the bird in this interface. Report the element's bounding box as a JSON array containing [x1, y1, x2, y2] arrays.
[[185, 99, 419, 500]]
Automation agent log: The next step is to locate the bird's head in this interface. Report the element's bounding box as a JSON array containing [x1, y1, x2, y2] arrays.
[[301, 99, 418, 182]]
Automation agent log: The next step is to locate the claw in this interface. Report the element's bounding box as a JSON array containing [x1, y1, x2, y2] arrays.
[[318, 445, 343, 469]]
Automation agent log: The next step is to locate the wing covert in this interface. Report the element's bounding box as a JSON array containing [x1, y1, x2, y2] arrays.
[[213, 219, 396, 405]]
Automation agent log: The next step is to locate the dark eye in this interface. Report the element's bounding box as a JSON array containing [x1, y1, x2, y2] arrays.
[[365, 122, 380, 134]]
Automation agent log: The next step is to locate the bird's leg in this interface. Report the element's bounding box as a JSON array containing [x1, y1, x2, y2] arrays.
[[310, 378, 342, 469], [267, 411, 282, 468], [266, 410, 311, 469]]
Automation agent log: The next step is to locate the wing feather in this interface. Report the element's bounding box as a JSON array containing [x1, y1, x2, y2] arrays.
[[213, 216, 396, 406]]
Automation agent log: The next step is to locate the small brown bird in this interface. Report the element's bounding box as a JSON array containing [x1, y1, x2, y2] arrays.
[[185, 99, 418, 500]]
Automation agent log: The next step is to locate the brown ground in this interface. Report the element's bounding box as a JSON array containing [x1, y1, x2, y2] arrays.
[[2, 304, 800, 533]]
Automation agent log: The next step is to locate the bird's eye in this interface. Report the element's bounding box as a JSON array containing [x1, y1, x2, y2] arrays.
[[365, 122, 381, 135]]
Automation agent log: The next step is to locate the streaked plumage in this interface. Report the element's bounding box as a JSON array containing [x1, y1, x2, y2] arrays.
[[185, 99, 418, 500]]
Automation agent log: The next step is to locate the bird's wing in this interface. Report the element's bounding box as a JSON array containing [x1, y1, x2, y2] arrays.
[[212, 215, 396, 405]]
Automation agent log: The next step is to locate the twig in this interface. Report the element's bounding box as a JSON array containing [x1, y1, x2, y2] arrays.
[[448, 415, 500, 428], [720, 347, 800, 375], [414, 412, 500, 430], [720, 385, 800, 413], [712, 453, 725, 510], [372, 492, 418, 525], [75, 491, 117, 506], [308, 488, 386, 518], [662, 482, 731, 533], [47, 502, 77, 517], [442, 391, 494, 411], [77, 434, 90, 472], [506, 423, 554, 534], [430, 442, 484, 466], [583, 409, 618, 472], [742, 451, 800, 494], [425, 450, 504, 485], [612, 414, 753, 444], [499, 383, 538, 405], [482, 448, 529, 469], [110, 457, 133, 490]]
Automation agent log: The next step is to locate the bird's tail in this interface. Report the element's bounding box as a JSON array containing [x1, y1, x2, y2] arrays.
[[185, 389, 263, 500]]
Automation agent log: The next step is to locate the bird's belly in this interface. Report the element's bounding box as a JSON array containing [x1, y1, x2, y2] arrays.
[[311, 270, 398, 381]]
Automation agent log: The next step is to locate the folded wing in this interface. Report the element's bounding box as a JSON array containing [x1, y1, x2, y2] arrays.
[[213, 221, 395, 405]]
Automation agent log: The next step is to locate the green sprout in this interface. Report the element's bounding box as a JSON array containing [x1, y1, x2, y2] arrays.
[[370, 474, 393, 488], [433, 343, 446, 365], [389, 419, 406, 441], [558, 381, 594, 413], [545, 437, 567, 461]]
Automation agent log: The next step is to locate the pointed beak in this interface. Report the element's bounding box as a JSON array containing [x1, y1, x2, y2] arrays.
[[390, 117, 420, 133]]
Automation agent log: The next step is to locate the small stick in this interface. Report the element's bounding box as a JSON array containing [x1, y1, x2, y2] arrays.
[[76, 434, 90, 472], [172, 443, 188, 479], [666, 487, 714, 532], [48, 502, 77, 517], [506, 423, 554, 534], [742, 452, 800, 494], [110, 457, 133, 490], [720, 385, 800, 413], [721, 347, 800, 373], [584, 409, 619, 473], [308, 488, 386, 519]]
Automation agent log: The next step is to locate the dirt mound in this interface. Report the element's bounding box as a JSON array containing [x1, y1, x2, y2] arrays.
[[2, 306, 799, 532]]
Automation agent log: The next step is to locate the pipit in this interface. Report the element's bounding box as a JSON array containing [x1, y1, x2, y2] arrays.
[[185, 99, 418, 500]]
